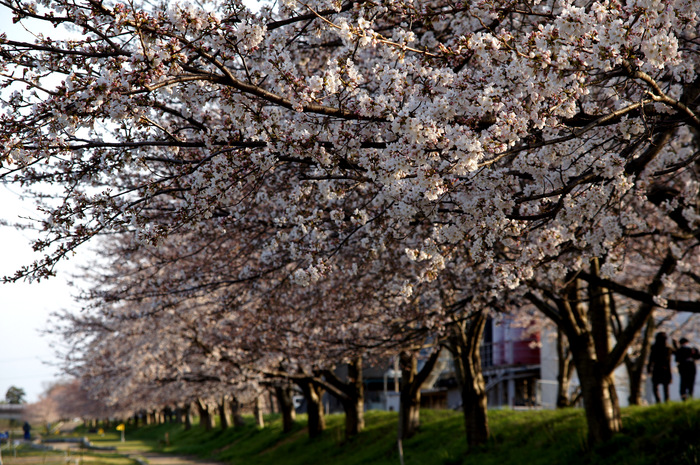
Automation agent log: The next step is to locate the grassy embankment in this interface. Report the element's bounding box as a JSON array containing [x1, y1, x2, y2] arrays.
[[74, 400, 700, 465]]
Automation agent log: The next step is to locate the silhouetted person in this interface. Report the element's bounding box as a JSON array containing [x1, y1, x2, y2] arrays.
[[648, 332, 673, 403], [22, 422, 31, 440], [675, 337, 700, 400]]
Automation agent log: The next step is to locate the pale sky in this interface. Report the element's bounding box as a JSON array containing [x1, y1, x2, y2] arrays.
[[0, 9, 81, 404], [0, 185, 80, 403], [0, 0, 264, 405]]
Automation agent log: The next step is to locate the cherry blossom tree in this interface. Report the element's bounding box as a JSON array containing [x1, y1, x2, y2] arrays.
[[1, 0, 698, 287], [79, 226, 441, 439], [525, 231, 700, 443], [25, 380, 110, 428], [4, 0, 700, 449]]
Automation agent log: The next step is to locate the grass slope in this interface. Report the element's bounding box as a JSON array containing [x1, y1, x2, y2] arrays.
[[87, 401, 699, 465]]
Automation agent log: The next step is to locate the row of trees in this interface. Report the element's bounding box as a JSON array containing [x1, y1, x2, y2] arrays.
[[24, 380, 108, 428], [2, 0, 700, 453]]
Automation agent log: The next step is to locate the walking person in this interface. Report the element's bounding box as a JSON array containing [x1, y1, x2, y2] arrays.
[[648, 332, 673, 403], [675, 337, 700, 400]]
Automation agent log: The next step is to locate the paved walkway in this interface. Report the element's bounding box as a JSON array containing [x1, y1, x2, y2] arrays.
[[1, 441, 227, 465]]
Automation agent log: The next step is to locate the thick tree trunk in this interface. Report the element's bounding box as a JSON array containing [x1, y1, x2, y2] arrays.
[[556, 328, 575, 408], [398, 351, 421, 441], [397, 348, 442, 440], [342, 395, 364, 438], [275, 384, 297, 433], [298, 379, 326, 439], [218, 397, 231, 430], [528, 269, 626, 447], [268, 389, 277, 414], [231, 397, 246, 427], [183, 403, 193, 430], [340, 359, 364, 438], [571, 337, 622, 444], [458, 363, 489, 447], [529, 288, 622, 445], [254, 394, 265, 428], [555, 268, 622, 445], [319, 358, 365, 439], [448, 311, 489, 447], [583, 260, 622, 443], [196, 399, 215, 431], [206, 407, 216, 430]]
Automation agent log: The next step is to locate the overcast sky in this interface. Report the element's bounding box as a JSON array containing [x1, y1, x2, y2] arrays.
[[0, 9, 81, 404], [0, 0, 265, 405], [0, 186, 80, 403]]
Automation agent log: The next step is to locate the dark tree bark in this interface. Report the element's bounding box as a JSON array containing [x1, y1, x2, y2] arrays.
[[297, 378, 326, 439], [321, 358, 365, 439], [397, 347, 442, 440], [196, 398, 215, 431], [556, 328, 575, 408], [275, 383, 297, 433], [398, 351, 420, 440], [182, 403, 193, 430], [527, 254, 675, 446], [446, 310, 489, 447], [163, 407, 173, 423], [218, 396, 231, 430], [568, 331, 622, 445], [268, 389, 277, 414], [344, 360, 365, 438], [529, 273, 621, 445], [231, 397, 246, 427], [254, 394, 265, 428]]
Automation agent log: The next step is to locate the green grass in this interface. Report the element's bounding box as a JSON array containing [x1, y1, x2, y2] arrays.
[[0, 442, 138, 465], [74, 401, 699, 465]]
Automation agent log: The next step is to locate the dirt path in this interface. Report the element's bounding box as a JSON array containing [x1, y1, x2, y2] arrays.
[[134, 452, 227, 465]]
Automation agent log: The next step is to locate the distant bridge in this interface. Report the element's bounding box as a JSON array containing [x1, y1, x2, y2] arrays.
[[0, 404, 25, 420]]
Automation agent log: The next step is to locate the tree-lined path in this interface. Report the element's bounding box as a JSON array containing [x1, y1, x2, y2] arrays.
[[2, 437, 228, 465], [2, 0, 700, 458]]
